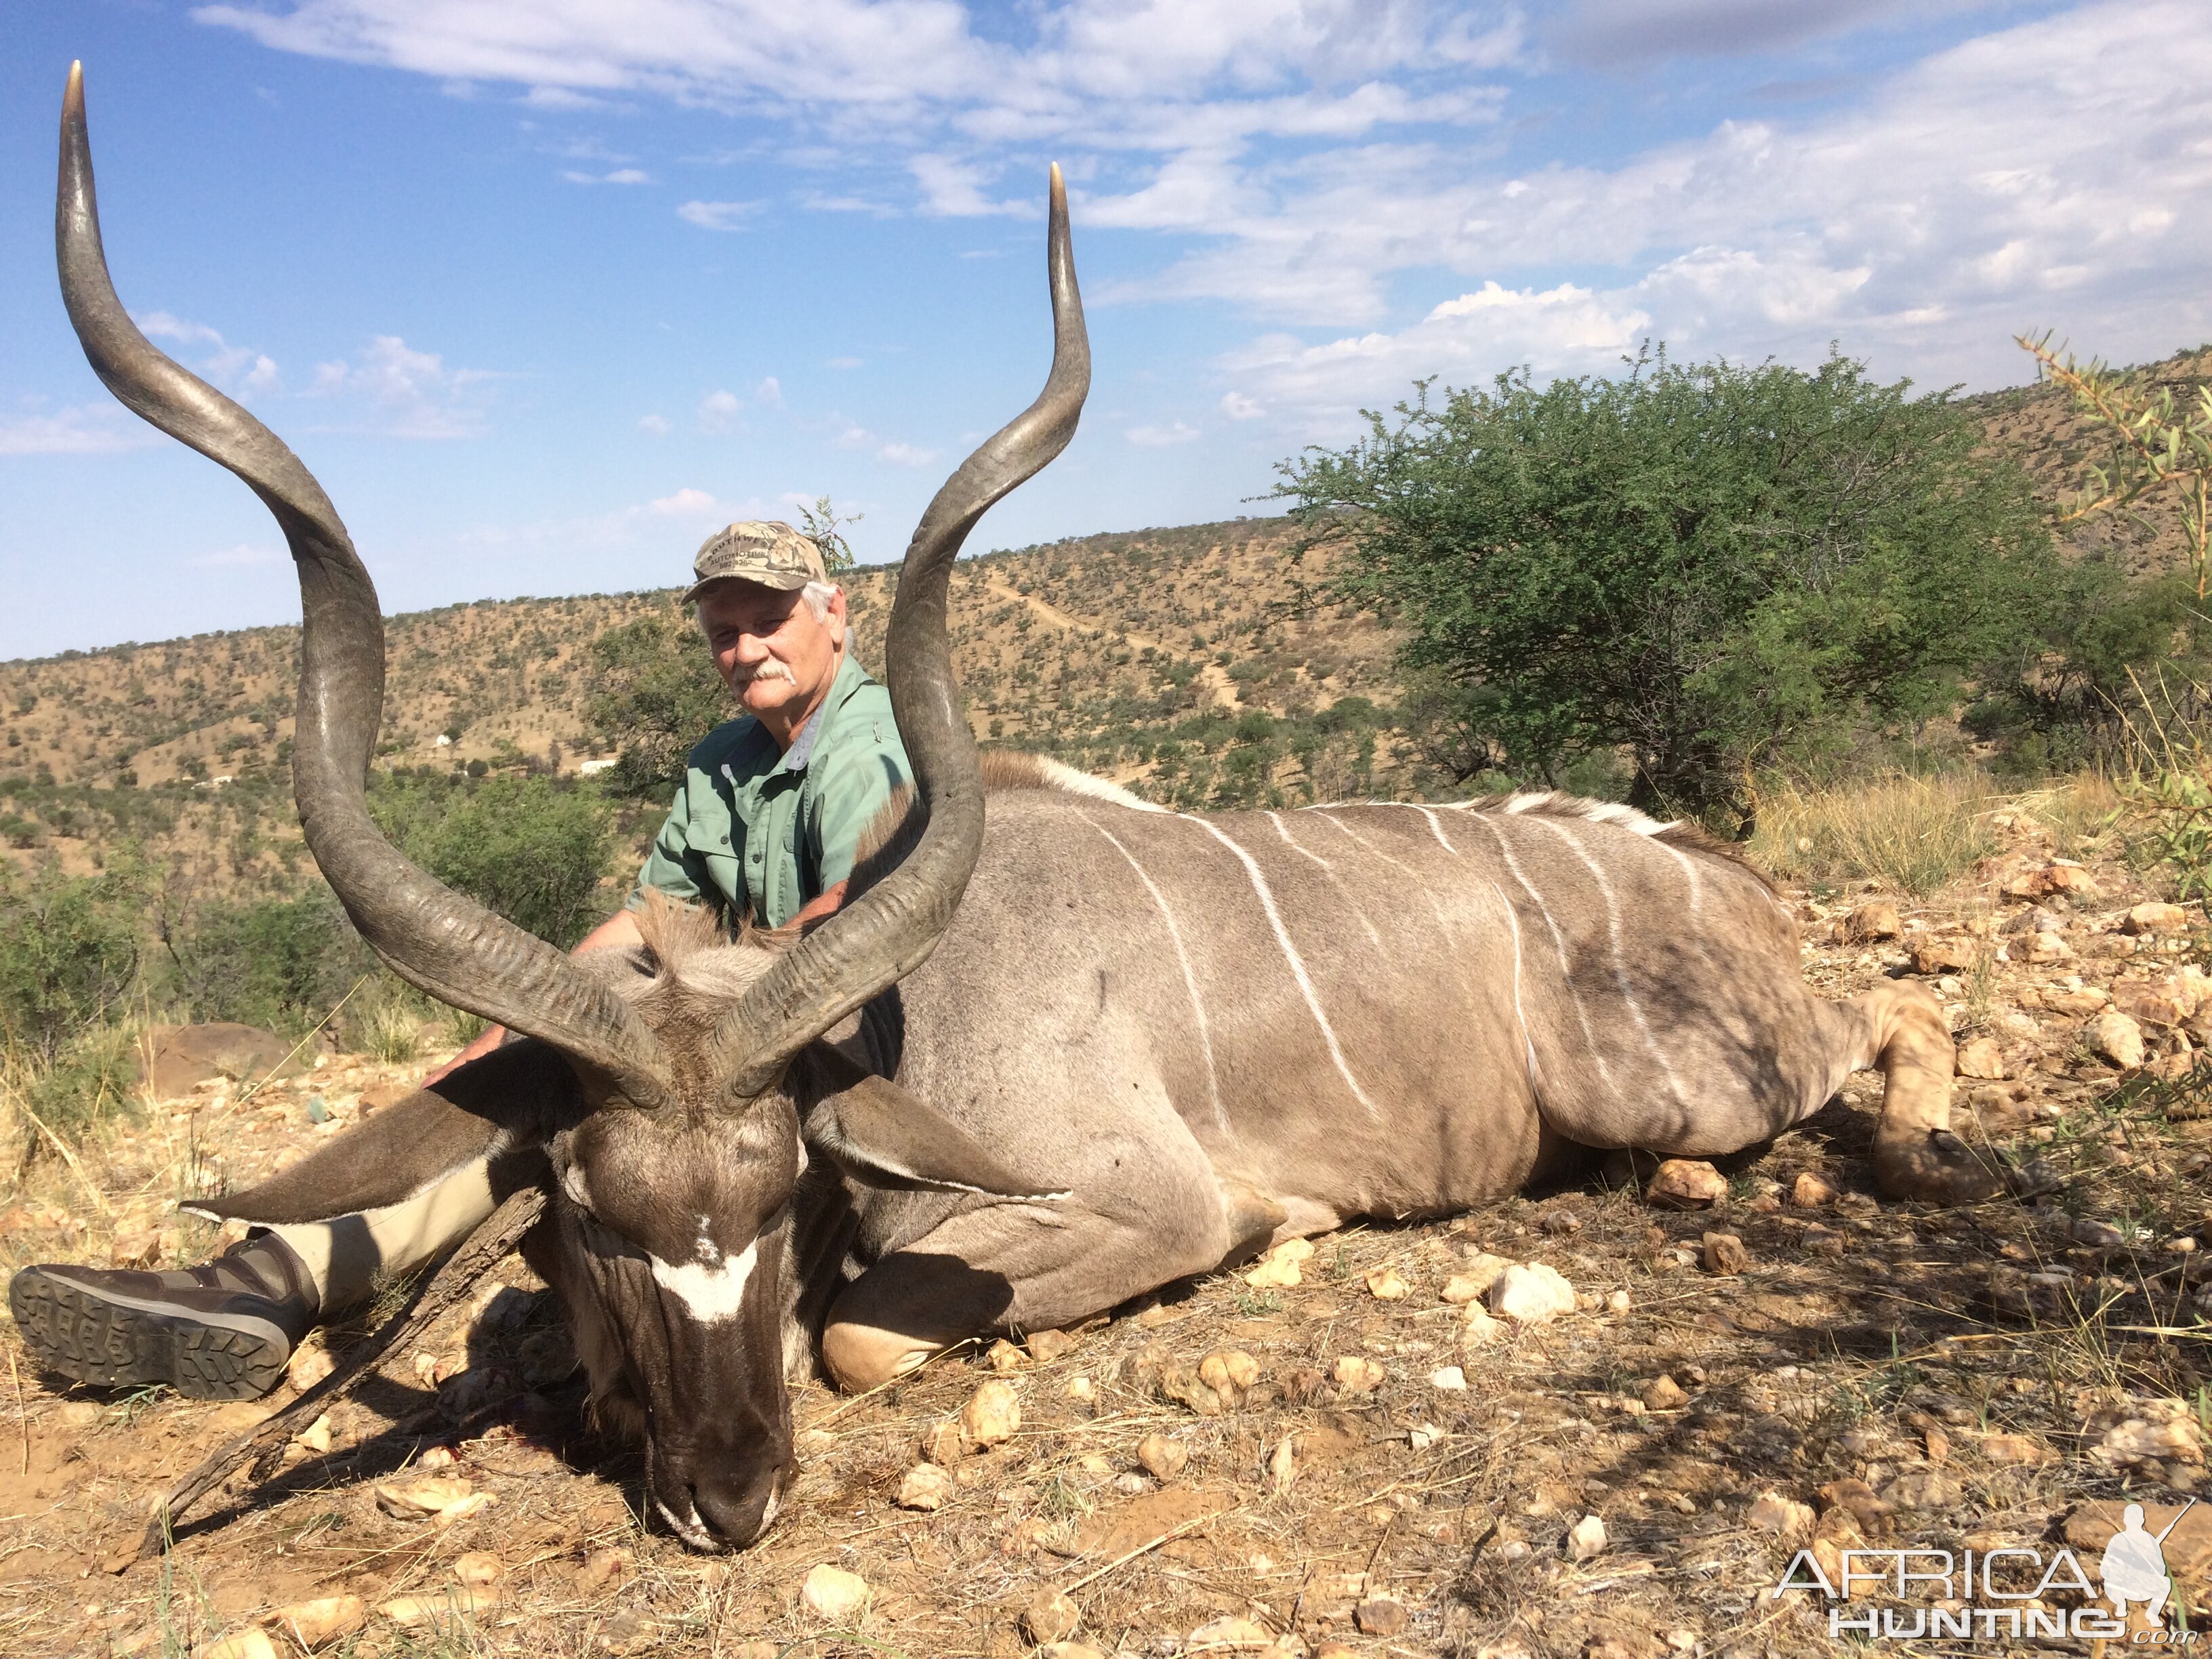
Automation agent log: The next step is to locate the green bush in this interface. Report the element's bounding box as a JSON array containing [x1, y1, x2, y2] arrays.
[[584, 614, 730, 794], [369, 772, 617, 948], [173, 891, 372, 1036], [1279, 346, 2060, 828], [0, 864, 142, 1065]]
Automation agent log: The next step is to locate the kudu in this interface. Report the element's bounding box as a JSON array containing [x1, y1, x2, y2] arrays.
[[54, 64, 2003, 1554]]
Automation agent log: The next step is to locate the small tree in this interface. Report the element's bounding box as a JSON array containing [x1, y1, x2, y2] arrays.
[[584, 616, 729, 795], [1278, 346, 2058, 827], [0, 864, 142, 1065], [173, 892, 371, 1036], [2018, 333, 2212, 602], [797, 495, 862, 575], [369, 773, 617, 949]]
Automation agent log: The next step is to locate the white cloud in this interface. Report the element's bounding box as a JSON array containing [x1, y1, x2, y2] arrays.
[[825, 356, 864, 370], [678, 199, 763, 230], [638, 412, 672, 435], [755, 375, 783, 408], [876, 441, 939, 467], [307, 335, 494, 438], [0, 403, 158, 456], [1229, 281, 1650, 431], [186, 0, 2212, 421], [136, 310, 282, 399], [455, 484, 750, 558], [648, 487, 718, 516], [564, 165, 652, 184], [697, 389, 742, 432], [1218, 391, 1265, 419], [1125, 420, 1200, 447], [911, 154, 1024, 218]]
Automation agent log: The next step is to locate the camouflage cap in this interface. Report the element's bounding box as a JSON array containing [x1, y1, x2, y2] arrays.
[[683, 520, 828, 602]]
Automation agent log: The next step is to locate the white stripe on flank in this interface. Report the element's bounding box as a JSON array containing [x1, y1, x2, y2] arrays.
[[1413, 804, 1459, 852], [1657, 835, 1703, 918], [1521, 813, 1690, 1109], [1312, 809, 1469, 972], [649, 1236, 759, 1324], [1489, 876, 1542, 1099], [1188, 815, 1378, 1117], [1462, 810, 1614, 1088], [1080, 812, 1229, 1134], [1267, 811, 1384, 947]]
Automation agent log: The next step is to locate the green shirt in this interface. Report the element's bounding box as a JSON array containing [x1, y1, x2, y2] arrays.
[[632, 655, 912, 928]]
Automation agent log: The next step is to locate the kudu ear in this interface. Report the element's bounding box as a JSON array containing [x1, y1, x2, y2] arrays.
[[190, 1040, 581, 1225], [798, 1048, 1069, 1202]]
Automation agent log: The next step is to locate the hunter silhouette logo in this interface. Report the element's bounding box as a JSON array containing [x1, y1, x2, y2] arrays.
[[2102, 1500, 2194, 1631]]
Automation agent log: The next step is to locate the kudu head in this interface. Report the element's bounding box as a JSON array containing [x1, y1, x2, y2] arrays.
[[55, 62, 1088, 1550]]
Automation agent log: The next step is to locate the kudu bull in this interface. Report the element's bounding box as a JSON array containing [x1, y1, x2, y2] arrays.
[[52, 64, 1999, 1553]]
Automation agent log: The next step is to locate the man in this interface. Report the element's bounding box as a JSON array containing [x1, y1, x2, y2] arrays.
[[9, 522, 914, 1400]]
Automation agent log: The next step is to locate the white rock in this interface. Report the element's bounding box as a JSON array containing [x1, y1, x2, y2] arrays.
[[1244, 1237, 1313, 1289], [373, 1475, 474, 1521], [2089, 1010, 2146, 1070], [1136, 1433, 1189, 1480], [1645, 1159, 1728, 1208], [1744, 1491, 1814, 1542], [1429, 1365, 1469, 1391], [266, 1595, 366, 1649], [959, 1379, 1021, 1450], [1565, 1513, 1607, 1561], [1461, 1302, 1507, 1347], [1489, 1263, 1576, 1324], [2098, 1414, 2205, 1468], [1333, 1355, 1387, 1392], [800, 1563, 872, 1622], [896, 1463, 954, 1511]]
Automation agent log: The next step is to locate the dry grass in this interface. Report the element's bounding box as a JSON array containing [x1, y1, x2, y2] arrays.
[[1753, 771, 2001, 896]]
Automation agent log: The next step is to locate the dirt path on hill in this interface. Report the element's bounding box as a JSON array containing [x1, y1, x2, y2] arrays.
[[979, 575, 1241, 712]]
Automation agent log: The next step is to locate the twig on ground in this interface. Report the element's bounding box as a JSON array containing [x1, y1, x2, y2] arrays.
[[236, 975, 369, 1105], [134, 1184, 546, 1563], [1063, 1508, 1228, 1595], [3, 1086, 110, 1217]]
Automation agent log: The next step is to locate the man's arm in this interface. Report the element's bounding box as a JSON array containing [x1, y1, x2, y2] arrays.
[[417, 907, 647, 1088]]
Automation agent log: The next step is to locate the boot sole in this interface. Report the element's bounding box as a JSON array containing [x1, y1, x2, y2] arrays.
[[8, 1269, 291, 1401]]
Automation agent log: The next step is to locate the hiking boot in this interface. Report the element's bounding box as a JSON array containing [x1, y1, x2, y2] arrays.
[[8, 1231, 321, 1401]]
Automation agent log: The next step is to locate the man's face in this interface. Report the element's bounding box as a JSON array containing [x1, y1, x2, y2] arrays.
[[697, 580, 846, 729]]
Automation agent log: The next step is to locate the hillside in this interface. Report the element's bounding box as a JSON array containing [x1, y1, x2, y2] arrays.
[[3, 340, 2205, 892], [0, 514, 1410, 893]]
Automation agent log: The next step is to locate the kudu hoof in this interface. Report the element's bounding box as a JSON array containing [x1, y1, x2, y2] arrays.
[[1873, 1128, 2008, 1204]]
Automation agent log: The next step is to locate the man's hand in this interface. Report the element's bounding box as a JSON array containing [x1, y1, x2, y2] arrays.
[[414, 907, 649, 1090]]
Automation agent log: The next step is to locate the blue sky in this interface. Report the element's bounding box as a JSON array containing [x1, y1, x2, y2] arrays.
[[5, 0, 2209, 661]]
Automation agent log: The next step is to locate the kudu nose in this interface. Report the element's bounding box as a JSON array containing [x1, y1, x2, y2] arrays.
[[689, 1460, 790, 1551]]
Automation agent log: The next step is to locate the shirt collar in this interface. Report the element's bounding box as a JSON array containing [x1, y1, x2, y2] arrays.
[[776, 653, 871, 775]]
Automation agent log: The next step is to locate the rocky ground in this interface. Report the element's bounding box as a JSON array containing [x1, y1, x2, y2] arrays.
[[3, 804, 2211, 1658]]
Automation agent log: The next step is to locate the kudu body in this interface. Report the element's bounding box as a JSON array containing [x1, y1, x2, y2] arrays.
[[53, 65, 1996, 1553]]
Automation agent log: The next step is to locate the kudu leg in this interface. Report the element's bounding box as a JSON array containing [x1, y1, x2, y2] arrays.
[[822, 1175, 1233, 1391], [1843, 981, 2007, 1204]]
